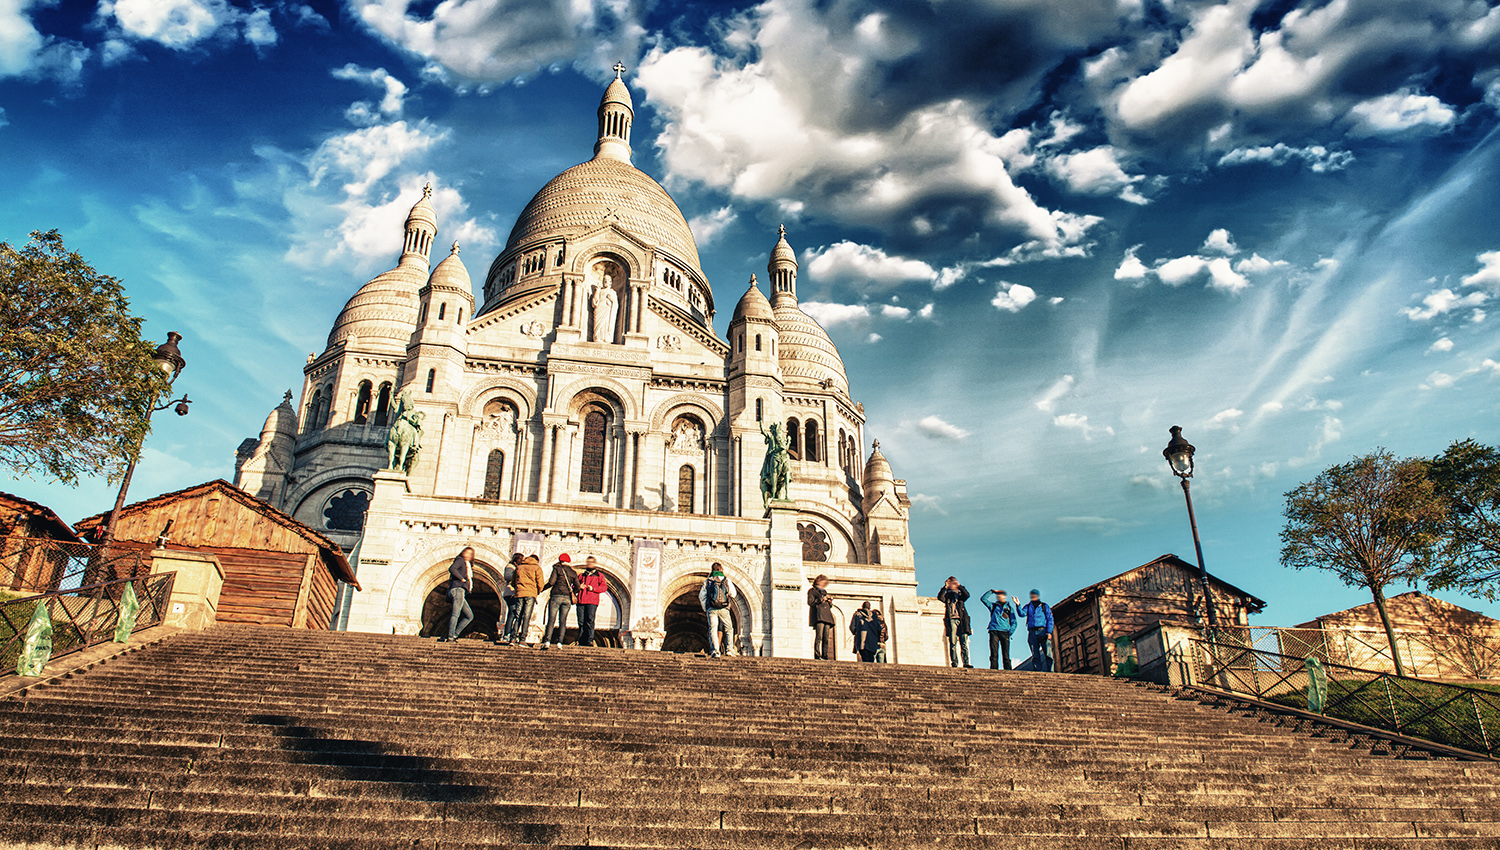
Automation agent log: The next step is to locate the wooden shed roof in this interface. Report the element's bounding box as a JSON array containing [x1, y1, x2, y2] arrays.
[[75, 479, 358, 589], [0, 491, 82, 542], [1059, 553, 1266, 613]]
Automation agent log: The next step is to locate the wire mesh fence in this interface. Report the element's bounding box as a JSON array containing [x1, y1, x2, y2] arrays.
[[1188, 638, 1500, 757], [1219, 625, 1500, 680], [0, 571, 175, 676], [0, 537, 151, 596]]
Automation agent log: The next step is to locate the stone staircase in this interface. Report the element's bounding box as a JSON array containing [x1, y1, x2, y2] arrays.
[[0, 625, 1496, 849]]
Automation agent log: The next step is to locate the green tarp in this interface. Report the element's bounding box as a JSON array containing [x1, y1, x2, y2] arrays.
[[16, 601, 53, 677], [1305, 656, 1328, 715], [114, 581, 141, 643]]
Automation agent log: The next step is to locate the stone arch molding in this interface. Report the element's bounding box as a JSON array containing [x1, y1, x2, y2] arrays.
[[459, 376, 540, 419], [390, 536, 514, 625], [556, 377, 642, 422], [649, 394, 724, 433], [570, 238, 645, 278], [286, 466, 377, 519], [660, 555, 765, 623]]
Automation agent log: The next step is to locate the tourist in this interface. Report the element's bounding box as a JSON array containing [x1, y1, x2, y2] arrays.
[[937, 576, 972, 668], [698, 564, 738, 658], [511, 553, 544, 646], [540, 553, 579, 649], [498, 553, 522, 644], [576, 557, 608, 647], [979, 588, 1017, 670], [808, 575, 835, 661], [871, 609, 889, 663], [853, 601, 882, 662], [442, 547, 477, 642], [1019, 589, 1055, 672]]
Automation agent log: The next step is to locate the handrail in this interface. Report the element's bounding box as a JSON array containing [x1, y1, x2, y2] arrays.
[[1227, 623, 1500, 680], [1187, 638, 1500, 758], [0, 571, 176, 677]]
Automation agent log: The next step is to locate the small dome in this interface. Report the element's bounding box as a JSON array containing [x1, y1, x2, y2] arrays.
[[429, 242, 473, 297], [407, 183, 437, 231], [774, 303, 849, 390], [601, 77, 633, 111], [731, 275, 773, 324], [863, 440, 895, 509], [769, 225, 797, 268], [327, 263, 426, 354], [261, 392, 297, 442]]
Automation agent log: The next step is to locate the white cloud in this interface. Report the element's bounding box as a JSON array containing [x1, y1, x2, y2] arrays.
[[1114, 246, 1148, 281], [1205, 407, 1244, 431], [1048, 296, 1064, 305], [1259, 401, 1283, 414], [917, 303, 934, 319], [1461, 251, 1500, 292], [0, 107, 7, 129], [1233, 253, 1288, 274], [308, 120, 448, 197], [0, 0, 88, 81], [1041, 145, 1149, 204], [865, 332, 882, 344], [687, 206, 736, 244], [1033, 375, 1075, 413], [916, 415, 969, 441], [1349, 90, 1457, 136], [348, 0, 642, 83], [1400, 288, 1488, 321], [909, 493, 946, 515], [799, 301, 869, 327], [243, 7, 276, 46], [1429, 337, 1455, 353], [1217, 144, 1353, 172], [991, 282, 1037, 313], [1153, 255, 1250, 293], [106, 0, 274, 49], [1474, 309, 1488, 324], [1055, 515, 1138, 536], [1421, 371, 1458, 390], [1201, 228, 1237, 255], [1129, 473, 1165, 490], [332, 64, 408, 117], [880, 304, 910, 320], [803, 241, 955, 291], [1053, 413, 1114, 441]]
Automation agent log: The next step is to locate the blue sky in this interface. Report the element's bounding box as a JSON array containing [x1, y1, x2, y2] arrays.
[[2, 0, 1499, 626]]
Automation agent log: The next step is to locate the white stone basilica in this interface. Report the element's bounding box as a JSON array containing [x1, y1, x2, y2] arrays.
[[234, 71, 944, 663]]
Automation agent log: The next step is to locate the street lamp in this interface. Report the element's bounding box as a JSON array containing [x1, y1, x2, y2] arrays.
[[97, 332, 193, 553], [1163, 425, 1220, 631]]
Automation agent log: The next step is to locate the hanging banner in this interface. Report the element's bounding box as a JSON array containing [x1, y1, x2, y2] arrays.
[[628, 539, 664, 644], [16, 601, 54, 677], [114, 581, 142, 643], [512, 532, 544, 560]]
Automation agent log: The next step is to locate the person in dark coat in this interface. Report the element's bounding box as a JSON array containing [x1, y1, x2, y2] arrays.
[[870, 609, 889, 663], [937, 576, 972, 668], [540, 553, 578, 650], [442, 547, 477, 642], [807, 575, 835, 660], [852, 601, 881, 662]]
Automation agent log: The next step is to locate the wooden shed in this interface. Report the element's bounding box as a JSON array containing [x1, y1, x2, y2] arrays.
[[76, 480, 359, 630], [1054, 554, 1266, 676], [1295, 592, 1500, 679], [0, 491, 83, 592]]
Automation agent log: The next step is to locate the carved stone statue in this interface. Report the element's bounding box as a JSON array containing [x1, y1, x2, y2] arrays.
[[759, 420, 792, 504], [592, 275, 620, 343], [384, 390, 426, 474], [670, 420, 702, 453]]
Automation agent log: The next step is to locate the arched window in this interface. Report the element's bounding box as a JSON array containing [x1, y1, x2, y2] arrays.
[[306, 388, 322, 432], [374, 383, 393, 426], [457, 308, 463, 325], [483, 450, 505, 500], [353, 381, 373, 425], [755, 334, 762, 351], [425, 369, 436, 393], [418, 303, 428, 324], [754, 398, 763, 422], [837, 430, 847, 472], [677, 465, 695, 514], [580, 405, 611, 493], [438, 303, 446, 320], [804, 420, 820, 462], [316, 385, 333, 427], [786, 418, 801, 460]]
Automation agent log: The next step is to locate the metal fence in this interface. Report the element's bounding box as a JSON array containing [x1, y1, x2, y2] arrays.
[[0, 537, 151, 596], [0, 572, 176, 676], [1223, 625, 1500, 681], [1187, 637, 1500, 758]]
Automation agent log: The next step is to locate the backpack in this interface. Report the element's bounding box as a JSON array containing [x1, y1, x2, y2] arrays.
[[706, 578, 730, 610]]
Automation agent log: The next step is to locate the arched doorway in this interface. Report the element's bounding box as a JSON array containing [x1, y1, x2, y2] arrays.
[[661, 586, 740, 654], [418, 574, 504, 641]]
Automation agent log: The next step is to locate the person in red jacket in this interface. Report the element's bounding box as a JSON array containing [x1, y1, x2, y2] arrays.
[[575, 556, 609, 647]]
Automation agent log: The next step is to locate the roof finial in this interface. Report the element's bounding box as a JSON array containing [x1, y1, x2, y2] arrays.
[[422, 182, 433, 199], [749, 273, 758, 286], [778, 223, 786, 238], [872, 439, 880, 450], [283, 390, 293, 403], [451, 240, 460, 255], [612, 61, 626, 79]]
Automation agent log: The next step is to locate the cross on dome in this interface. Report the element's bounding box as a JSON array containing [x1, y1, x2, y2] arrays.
[[422, 182, 433, 198], [778, 223, 786, 237], [451, 241, 460, 254], [613, 62, 626, 79]]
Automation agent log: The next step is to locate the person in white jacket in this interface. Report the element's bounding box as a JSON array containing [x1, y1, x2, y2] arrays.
[[698, 564, 739, 658]]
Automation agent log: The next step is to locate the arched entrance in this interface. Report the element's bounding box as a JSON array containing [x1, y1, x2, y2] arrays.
[[661, 586, 740, 654], [418, 574, 504, 640]]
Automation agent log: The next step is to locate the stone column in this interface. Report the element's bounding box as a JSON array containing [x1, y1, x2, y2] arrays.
[[343, 470, 410, 633], [767, 500, 810, 659]]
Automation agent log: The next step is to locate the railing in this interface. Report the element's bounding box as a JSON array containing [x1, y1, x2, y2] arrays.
[[1187, 638, 1500, 758], [0, 536, 150, 596], [0, 572, 176, 676], [1233, 624, 1500, 680]]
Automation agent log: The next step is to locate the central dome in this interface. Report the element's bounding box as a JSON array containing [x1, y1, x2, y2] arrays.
[[503, 158, 702, 272]]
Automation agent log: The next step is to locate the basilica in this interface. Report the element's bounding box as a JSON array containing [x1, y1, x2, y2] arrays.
[[233, 70, 943, 663]]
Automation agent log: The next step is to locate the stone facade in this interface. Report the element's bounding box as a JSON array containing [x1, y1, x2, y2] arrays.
[[234, 70, 945, 664]]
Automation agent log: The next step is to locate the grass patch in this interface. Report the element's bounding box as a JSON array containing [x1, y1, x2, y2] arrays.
[[1268, 676, 1500, 755]]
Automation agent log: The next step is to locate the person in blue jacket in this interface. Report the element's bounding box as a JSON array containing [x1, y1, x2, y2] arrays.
[[979, 588, 1017, 670], [1018, 589, 1054, 672]]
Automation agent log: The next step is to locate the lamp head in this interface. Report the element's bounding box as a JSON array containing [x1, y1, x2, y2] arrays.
[[1163, 425, 1195, 478], [152, 331, 186, 381]]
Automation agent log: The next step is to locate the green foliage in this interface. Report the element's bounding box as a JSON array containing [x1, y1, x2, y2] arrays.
[[0, 230, 166, 485], [1426, 439, 1500, 601]]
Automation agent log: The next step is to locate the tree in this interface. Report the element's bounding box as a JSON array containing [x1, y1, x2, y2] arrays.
[[1279, 450, 1445, 678], [1426, 439, 1500, 601], [0, 230, 165, 485]]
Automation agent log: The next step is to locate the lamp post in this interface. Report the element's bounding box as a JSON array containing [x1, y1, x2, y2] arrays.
[[1163, 425, 1220, 632], [97, 332, 192, 554]]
